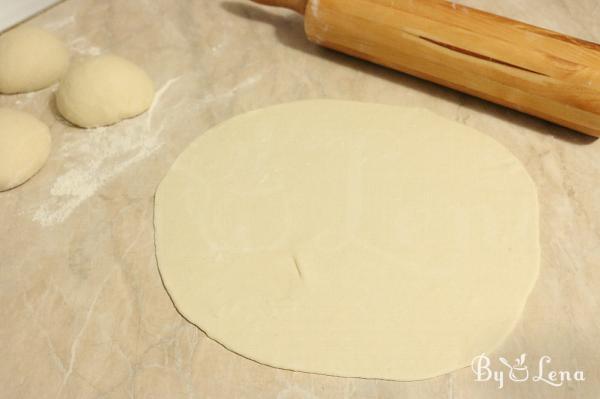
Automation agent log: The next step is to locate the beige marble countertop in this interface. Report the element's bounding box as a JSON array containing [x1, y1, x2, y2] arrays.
[[1, 0, 599, 398]]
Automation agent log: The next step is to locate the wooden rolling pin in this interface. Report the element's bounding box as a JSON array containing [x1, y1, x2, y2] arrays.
[[251, 0, 600, 137]]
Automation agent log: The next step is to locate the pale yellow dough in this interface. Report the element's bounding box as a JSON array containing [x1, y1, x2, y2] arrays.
[[56, 55, 154, 128], [0, 108, 51, 191], [0, 26, 69, 94], [154, 100, 540, 380]]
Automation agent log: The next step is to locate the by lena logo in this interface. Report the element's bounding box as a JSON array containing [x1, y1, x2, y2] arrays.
[[471, 353, 585, 389]]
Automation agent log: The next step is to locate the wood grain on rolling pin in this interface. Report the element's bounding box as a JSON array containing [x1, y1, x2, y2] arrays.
[[301, 0, 600, 137]]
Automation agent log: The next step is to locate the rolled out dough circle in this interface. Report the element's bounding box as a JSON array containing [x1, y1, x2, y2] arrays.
[[154, 100, 540, 380]]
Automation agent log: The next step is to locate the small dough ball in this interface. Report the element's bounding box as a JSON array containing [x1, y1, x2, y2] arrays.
[[56, 54, 155, 128], [0, 26, 70, 94], [0, 108, 51, 191]]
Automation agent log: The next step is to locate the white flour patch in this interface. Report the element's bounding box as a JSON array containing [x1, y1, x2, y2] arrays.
[[14, 92, 38, 106], [200, 74, 263, 103], [69, 37, 103, 56], [33, 77, 180, 227]]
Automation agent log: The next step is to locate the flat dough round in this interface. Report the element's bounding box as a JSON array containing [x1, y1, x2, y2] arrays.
[[0, 108, 51, 191], [56, 54, 154, 128], [0, 26, 69, 94], [154, 100, 540, 380]]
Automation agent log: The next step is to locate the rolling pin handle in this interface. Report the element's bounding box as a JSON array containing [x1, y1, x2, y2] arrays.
[[250, 0, 307, 14]]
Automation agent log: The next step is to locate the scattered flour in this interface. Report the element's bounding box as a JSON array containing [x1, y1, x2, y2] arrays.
[[32, 77, 180, 227], [14, 92, 38, 106], [200, 74, 263, 104], [69, 37, 103, 56]]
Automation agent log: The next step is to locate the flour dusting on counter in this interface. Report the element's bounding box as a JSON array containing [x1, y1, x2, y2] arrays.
[[69, 37, 102, 56], [33, 78, 180, 227]]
